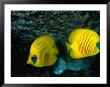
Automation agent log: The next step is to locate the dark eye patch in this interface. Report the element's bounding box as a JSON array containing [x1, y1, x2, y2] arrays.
[[31, 55, 37, 64]]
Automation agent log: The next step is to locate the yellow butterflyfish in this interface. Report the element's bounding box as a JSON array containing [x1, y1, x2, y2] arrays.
[[27, 35, 59, 67], [66, 28, 100, 59]]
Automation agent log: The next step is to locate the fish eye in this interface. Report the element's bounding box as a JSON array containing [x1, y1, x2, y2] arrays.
[[31, 55, 37, 64]]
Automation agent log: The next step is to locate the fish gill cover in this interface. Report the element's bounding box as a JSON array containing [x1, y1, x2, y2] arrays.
[[11, 11, 100, 77]]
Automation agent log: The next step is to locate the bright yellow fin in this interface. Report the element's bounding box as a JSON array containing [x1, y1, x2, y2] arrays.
[[93, 47, 100, 56]]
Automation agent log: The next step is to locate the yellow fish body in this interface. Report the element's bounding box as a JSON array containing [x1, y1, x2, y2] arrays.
[[27, 35, 59, 67], [66, 28, 100, 59]]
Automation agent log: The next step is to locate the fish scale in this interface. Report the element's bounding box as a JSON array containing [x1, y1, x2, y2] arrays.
[[87, 35, 93, 54], [84, 32, 91, 54], [78, 32, 95, 56], [40, 46, 50, 66], [85, 33, 92, 54]]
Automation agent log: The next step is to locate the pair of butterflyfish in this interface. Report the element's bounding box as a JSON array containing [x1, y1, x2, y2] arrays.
[[27, 28, 100, 74]]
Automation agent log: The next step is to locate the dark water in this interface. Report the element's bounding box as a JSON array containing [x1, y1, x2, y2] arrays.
[[11, 11, 100, 77]]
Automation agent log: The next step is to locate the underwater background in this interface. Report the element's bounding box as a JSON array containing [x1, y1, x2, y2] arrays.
[[11, 11, 100, 77]]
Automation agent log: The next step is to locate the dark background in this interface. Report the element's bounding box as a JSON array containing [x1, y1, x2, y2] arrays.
[[11, 11, 100, 77]]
